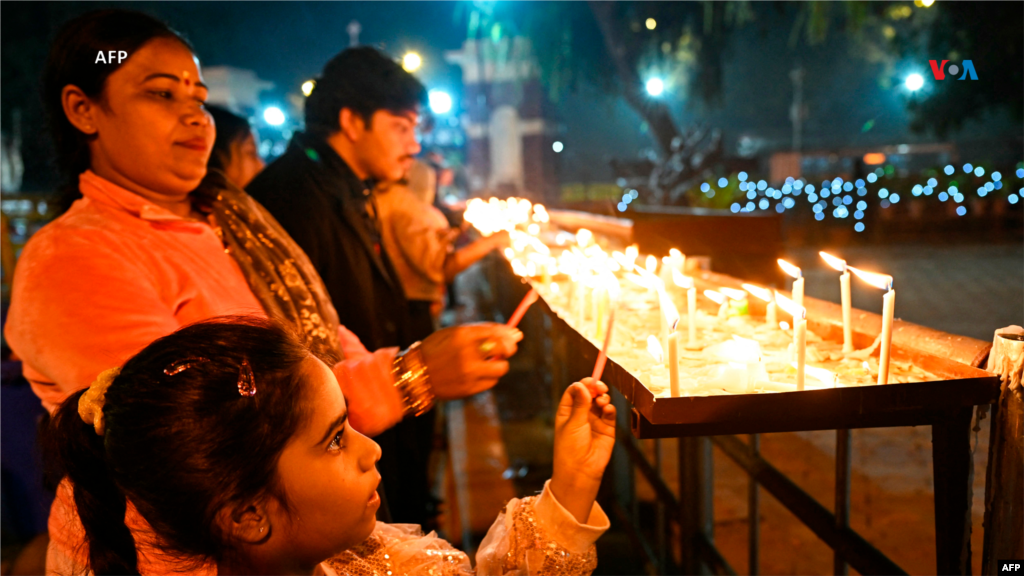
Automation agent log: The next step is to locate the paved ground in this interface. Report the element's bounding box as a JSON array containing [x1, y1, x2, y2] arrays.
[[791, 243, 1023, 342]]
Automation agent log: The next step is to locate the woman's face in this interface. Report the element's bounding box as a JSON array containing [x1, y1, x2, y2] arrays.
[[84, 37, 214, 199], [267, 355, 382, 568], [223, 131, 265, 189]]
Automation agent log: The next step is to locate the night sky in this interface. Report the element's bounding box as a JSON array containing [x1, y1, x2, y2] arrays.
[[2, 1, 1020, 187]]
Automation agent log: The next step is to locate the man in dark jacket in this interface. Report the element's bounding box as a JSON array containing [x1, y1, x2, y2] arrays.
[[248, 47, 518, 525]]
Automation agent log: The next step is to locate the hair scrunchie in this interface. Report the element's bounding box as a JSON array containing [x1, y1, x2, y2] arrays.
[[78, 367, 120, 436]]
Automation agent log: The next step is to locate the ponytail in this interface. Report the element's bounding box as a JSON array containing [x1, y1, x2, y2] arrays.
[[45, 389, 139, 576]]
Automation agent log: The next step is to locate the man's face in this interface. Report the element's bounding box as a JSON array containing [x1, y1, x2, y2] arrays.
[[352, 109, 421, 183]]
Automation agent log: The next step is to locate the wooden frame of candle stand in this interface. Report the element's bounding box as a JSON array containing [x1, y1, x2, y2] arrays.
[[502, 260, 999, 576]]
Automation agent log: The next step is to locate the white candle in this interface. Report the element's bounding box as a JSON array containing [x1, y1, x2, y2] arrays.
[[688, 287, 697, 347], [849, 267, 895, 385], [820, 252, 853, 353], [794, 317, 807, 391], [742, 283, 778, 329], [658, 286, 680, 374], [704, 290, 728, 319], [841, 271, 853, 352], [778, 258, 804, 310], [775, 292, 807, 391], [879, 288, 895, 385], [668, 331, 679, 397]]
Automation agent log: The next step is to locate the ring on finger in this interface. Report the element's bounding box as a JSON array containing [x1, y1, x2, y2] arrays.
[[479, 340, 497, 355]]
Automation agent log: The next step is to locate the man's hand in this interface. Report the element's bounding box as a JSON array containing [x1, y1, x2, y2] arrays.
[[420, 322, 522, 400], [550, 378, 616, 524]]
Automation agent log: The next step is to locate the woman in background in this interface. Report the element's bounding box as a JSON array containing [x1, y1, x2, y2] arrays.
[[206, 105, 264, 189]]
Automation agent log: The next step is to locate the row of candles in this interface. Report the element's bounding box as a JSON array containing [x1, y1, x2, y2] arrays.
[[467, 197, 897, 395]]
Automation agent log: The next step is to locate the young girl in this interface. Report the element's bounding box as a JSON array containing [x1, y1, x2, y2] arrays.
[[45, 316, 616, 575]]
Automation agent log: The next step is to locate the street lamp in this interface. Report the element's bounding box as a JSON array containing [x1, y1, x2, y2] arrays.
[[645, 78, 665, 97], [904, 73, 924, 91], [301, 80, 315, 97], [403, 52, 422, 72], [263, 107, 286, 126], [428, 90, 453, 114]]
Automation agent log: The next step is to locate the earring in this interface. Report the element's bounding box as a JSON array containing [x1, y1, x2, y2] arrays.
[[260, 526, 265, 533]]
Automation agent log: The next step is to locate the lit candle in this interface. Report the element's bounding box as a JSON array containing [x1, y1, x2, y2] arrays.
[[720, 287, 749, 316], [669, 248, 686, 275], [659, 256, 673, 289], [778, 258, 804, 310], [820, 252, 853, 353], [659, 287, 681, 394], [775, 292, 807, 391], [673, 271, 699, 349], [850, 267, 895, 385], [591, 274, 621, 382], [507, 288, 539, 327], [593, 282, 606, 340], [742, 283, 778, 328], [704, 289, 728, 319]]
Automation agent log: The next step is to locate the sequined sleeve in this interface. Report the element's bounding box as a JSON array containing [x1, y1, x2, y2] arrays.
[[319, 481, 608, 576]]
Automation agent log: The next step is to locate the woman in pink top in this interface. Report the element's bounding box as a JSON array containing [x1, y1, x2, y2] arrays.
[[5, 10, 520, 573]]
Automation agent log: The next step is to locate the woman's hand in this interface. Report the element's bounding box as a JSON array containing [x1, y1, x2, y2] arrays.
[[550, 378, 616, 524], [420, 323, 522, 400]]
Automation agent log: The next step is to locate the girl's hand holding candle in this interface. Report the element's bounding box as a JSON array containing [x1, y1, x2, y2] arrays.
[[550, 378, 616, 523]]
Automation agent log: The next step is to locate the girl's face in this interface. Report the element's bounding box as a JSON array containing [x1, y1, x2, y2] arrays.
[[83, 37, 214, 199], [223, 131, 265, 189], [266, 356, 382, 568]]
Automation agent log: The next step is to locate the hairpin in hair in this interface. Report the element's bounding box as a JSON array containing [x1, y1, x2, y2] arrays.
[[237, 358, 257, 397], [164, 357, 210, 376]]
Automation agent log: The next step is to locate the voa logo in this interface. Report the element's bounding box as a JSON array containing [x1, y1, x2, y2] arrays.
[[929, 59, 978, 80]]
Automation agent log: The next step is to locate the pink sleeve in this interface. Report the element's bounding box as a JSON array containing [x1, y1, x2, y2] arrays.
[[331, 326, 405, 437], [5, 230, 181, 413]]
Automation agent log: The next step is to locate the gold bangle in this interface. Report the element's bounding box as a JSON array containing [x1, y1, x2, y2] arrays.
[[392, 341, 435, 418]]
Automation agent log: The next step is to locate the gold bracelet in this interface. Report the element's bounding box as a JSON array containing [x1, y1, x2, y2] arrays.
[[392, 341, 435, 418]]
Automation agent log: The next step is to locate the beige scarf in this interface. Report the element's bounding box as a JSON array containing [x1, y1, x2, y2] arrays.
[[193, 170, 343, 364]]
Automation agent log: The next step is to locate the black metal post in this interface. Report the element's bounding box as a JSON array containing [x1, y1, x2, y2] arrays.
[[835, 429, 852, 575], [931, 407, 975, 575]]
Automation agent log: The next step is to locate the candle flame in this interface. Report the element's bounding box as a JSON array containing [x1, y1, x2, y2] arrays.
[[849, 266, 893, 291], [645, 255, 658, 274], [576, 228, 593, 248], [719, 287, 747, 301], [780, 320, 790, 330], [603, 272, 622, 301], [669, 248, 683, 260], [819, 251, 847, 272], [647, 335, 664, 364], [511, 259, 527, 277], [774, 291, 806, 319], [704, 289, 726, 305], [526, 261, 537, 277], [777, 258, 802, 279], [672, 269, 693, 289], [625, 245, 639, 263], [503, 248, 515, 261], [741, 283, 772, 302], [527, 223, 540, 236], [550, 283, 559, 294], [658, 289, 680, 331]]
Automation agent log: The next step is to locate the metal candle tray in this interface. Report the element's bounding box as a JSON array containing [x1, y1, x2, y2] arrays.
[[519, 268, 1000, 439]]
